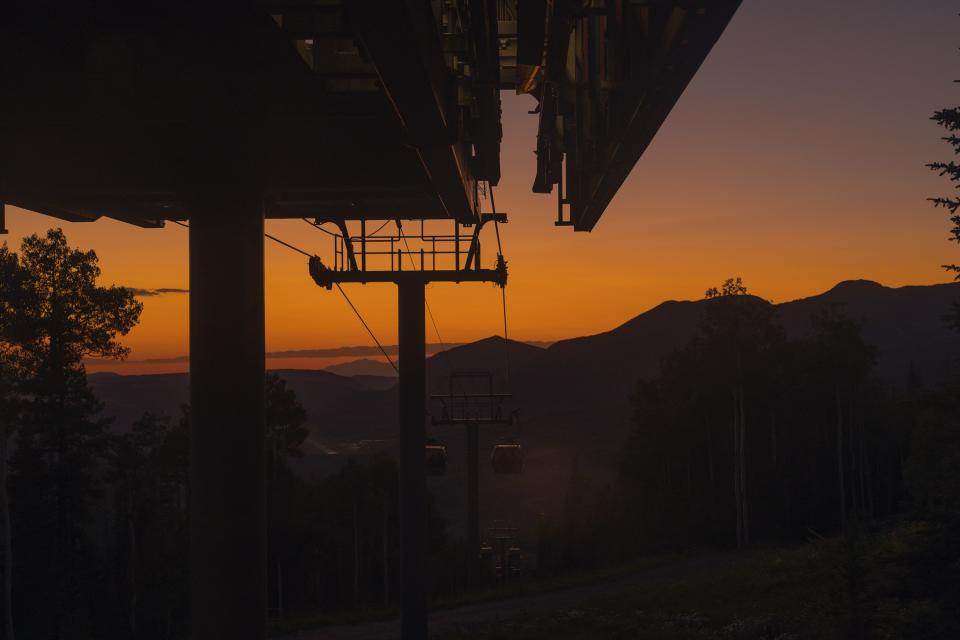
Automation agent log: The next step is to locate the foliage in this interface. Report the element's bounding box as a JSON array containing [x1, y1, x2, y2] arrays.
[[903, 408, 960, 516], [437, 521, 960, 640], [619, 279, 900, 554], [0, 229, 142, 640], [97, 371, 437, 631], [265, 372, 309, 464], [15, 229, 142, 361], [108, 411, 189, 640], [929, 106, 960, 328], [929, 108, 960, 261]]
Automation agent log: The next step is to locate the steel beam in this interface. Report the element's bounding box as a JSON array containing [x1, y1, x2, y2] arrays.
[[189, 194, 266, 640], [469, 0, 502, 184], [309, 258, 507, 288], [345, 0, 478, 223]]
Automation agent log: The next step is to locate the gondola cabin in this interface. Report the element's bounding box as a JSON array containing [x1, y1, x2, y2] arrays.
[[479, 543, 494, 564], [425, 440, 447, 476], [478, 543, 494, 577], [491, 440, 523, 474], [507, 546, 522, 577]]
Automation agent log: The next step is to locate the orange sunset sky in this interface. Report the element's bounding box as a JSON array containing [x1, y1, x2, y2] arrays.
[[5, 1, 960, 375]]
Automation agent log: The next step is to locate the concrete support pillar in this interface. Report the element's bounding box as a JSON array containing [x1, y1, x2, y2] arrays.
[[189, 196, 266, 640], [398, 277, 427, 640]]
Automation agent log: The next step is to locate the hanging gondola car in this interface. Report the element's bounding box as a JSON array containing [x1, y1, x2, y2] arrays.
[[479, 543, 494, 565], [491, 439, 523, 474], [425, 439, 447, 476], [478, 542, 495, 579], [507, 546, 522, 577]]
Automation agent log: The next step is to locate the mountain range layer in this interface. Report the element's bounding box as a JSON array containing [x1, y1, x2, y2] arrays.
[[89, 280, 960, 539]]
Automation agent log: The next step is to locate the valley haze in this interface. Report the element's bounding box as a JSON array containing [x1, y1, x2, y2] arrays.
[[89, 279, 960, 540]]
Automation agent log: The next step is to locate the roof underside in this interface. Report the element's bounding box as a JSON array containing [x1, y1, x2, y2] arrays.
[[0, 1, 740, 231]]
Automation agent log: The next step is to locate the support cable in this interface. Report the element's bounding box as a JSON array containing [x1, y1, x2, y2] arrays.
[[395, 220, 454, 375], [170, 219, 398, 373], [330, 282, 398, 374], [302, 218, 401, 241], [302, 218, 339, 237], [369, 219, 392, 236], [266, 233, 314, 258], [488, 183, 510, 386]]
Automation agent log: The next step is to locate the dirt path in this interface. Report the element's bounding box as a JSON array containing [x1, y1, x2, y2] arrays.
[[278, 552, 740, 640]]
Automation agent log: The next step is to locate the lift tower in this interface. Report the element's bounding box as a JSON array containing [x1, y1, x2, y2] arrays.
[[309, 216, 507, 639], [430, 372, 515, 585]]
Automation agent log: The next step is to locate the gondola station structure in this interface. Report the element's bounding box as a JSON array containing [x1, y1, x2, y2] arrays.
[[1, 1, 743, 638]]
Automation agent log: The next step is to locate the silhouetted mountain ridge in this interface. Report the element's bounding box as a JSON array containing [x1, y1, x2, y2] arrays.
[[87, 280, 960, 538], [324, 358, 398, 378], [91, 280, 960, 442], [89, 280, 960, 526]]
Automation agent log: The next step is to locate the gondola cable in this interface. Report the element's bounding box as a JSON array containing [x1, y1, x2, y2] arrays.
[[303, 217, 448, 368], [170, 219, 398, 373], [395, 219, 457, 376], [303, 217, 392, 238], [488, 183, 511, 387]]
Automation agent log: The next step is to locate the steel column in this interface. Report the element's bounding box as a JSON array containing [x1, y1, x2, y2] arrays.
[[398, 278, 428, 640], [189, 197, 266, 640]]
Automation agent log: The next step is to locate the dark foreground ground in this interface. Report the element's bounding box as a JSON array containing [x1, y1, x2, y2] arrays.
[[277, 520, 958, 640]]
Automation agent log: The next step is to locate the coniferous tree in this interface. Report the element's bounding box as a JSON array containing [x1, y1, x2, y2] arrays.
[[624, 278, 788, 549], [5, 229, 141, 639], [170, 374, 310, 621], [700, 278, 783, 548], [108, 411, 188, 640], [0, 242, 35, 640], [929, 106, 960, 329], [263, 372, 308, 619], [807, 306, 876, 532]]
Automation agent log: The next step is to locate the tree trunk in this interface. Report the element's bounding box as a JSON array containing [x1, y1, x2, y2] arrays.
[[276, 559, 283, 620], [848, 394, 859, 517], [836, 385, 847, 532], [352, 499, 360, 606], [0, 432, 14, 640], [382, 496, 389, 606], [707, 425, 717, 529], [770, 407, 779, 533], [126, 481, 137, 639], [738, 381, 749, 547], [857, 410, 869, 518], [732, 388, 743, 549], [769, 408, 777, 467]]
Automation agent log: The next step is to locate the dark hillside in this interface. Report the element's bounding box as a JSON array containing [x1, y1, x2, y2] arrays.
[[89, 281, 960, 544]]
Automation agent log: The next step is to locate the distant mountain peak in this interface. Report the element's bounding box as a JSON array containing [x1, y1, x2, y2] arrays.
[[430, 335, 547, 358], [324, 358, 397, 378], [827, 279, 885, 293]]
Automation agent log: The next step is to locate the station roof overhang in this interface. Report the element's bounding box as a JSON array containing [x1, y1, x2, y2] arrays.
[[0, 3, 491, 228], [499, 0, 742, 231], [0, 1, 741, 232]]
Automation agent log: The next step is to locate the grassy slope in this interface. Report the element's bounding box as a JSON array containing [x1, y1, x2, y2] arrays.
[[270, 558, 674, 636], [435, 547, 836, 640], [437, 522, 959, 640], [272, 521, 960, 639]]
